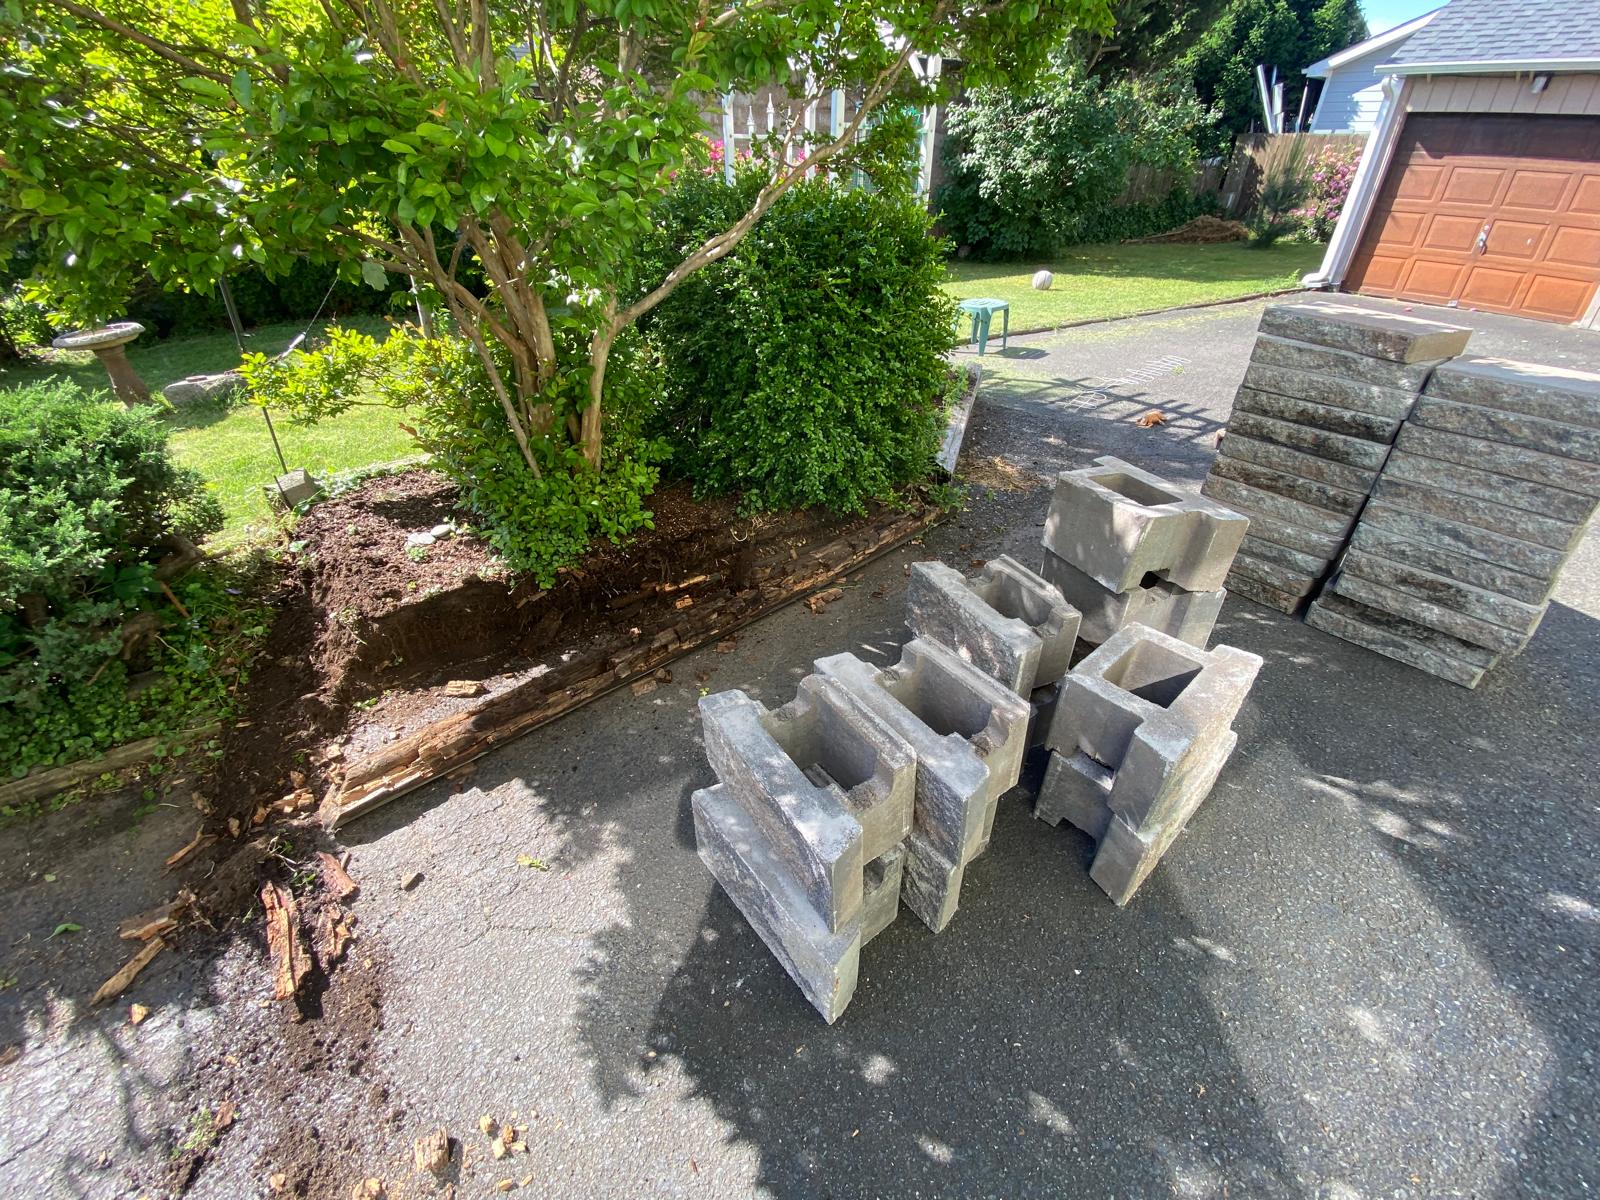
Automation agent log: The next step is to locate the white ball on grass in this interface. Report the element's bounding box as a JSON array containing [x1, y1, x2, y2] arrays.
[[1031, 270, 1054, 291]]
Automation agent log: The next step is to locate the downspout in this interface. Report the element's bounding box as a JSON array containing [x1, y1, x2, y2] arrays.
[[1302, 74, 1413, 289]]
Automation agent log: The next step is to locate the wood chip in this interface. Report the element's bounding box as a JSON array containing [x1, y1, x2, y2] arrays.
[[444, 679, 483, 697], [629, 677, 658, 698], [91, 936, 167, 1006], [672, 595, 694, 609], [413, 1127, 451, 1175], [270, 1172, 288, 1192], [317, 852, 359, 900], [350, 1180, 384, 1200], [119, 897, 187, 941], [163, 828, 214, 871], [129, 1003, 150, 1025], [215, 1100, 236, 1130], [714, 639, 737, 654], [259, 883, 311, 1002], [401, 872, 423, 891], [493, 1182, 514, 1193], [805, 586, 844, 614]]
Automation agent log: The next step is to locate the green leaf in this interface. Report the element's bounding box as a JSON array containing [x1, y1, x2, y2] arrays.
[[360, 259, 388, 290], [415, 122, 453, 144], [177, 77, 230, 103], [230, 68, 252, 107], [381, 138, 417, 156], [48, 922, 81, 939]]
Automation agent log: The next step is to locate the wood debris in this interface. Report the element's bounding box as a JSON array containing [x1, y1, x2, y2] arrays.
[[317, 852, 359, 900], [215, 1100, 237, 1130], [413, 1127, 451, 1175], [164, 829, 215, 871], [714, 638, 737, 654], [91, 936, 167, 1006], [129, 1003, 150, 1025], [315, 907, 356, 969], [629, 677, 658, 698], [400, 871, 423, 891], [444, 679, 483, 698], [119, 892, 191, 941], [350, 1179, 384, 1200], [259, 883, 311, 1001], [805, 586, 844, 614]]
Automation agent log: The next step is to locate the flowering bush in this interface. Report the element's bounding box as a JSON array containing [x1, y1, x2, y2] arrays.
[[1295, 146, 1361, 241]]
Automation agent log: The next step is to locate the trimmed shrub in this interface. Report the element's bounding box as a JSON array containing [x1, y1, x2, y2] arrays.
[[1, 380, 234, 774], [641, 175, 954, 514]]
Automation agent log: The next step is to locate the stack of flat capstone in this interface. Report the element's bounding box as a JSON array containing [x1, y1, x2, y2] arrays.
[[1034, 624, 1262, 905], [1307, 356, 1600, 688], [1202, 301, 1472, 614], [1040, 456, 1248, 648]]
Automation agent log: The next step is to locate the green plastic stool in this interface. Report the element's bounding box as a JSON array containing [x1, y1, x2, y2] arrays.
[[955, 298, 1009, 355]]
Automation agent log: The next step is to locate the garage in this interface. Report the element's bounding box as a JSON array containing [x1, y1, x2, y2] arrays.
[[1345, 114, 1600, 324]]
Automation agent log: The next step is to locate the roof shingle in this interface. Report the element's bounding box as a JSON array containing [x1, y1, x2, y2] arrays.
[[1387, 0, 1600, 67]]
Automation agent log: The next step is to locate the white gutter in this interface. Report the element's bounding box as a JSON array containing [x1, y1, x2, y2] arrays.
[[1389, 57, 1600, 74], [1302, 74, 1412, 290]]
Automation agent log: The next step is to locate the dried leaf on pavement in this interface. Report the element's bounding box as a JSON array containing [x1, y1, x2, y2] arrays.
[[1134, 409, 1169, 428]]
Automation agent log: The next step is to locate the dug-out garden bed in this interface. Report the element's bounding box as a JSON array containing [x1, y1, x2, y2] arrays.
[[218, 469, 942, 833]]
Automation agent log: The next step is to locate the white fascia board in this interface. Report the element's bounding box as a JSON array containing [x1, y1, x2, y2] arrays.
[[1388, 57, 1600, 74]]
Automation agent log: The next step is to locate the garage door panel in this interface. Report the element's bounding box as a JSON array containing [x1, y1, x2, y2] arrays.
[[1503, 169, 1573, 210], [1346, 114, 1600, 323], [1546, 225, 1600, 268], [1521, 275, 1597, 321], [1423, 214, 1485, 253], [1483, 220, 1547, 262], [1441, 166, 1506, 205]]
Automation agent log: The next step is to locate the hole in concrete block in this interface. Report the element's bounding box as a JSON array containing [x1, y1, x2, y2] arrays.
[[766, 699, 877, 795], [1137, 570, 1165, 591], [1091, 470, 1181, 508], [1100, 640, 1203, 708], [885, 664, 992, 742]]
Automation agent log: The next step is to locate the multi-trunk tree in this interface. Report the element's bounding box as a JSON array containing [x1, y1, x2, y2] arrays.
[[2, 0, 1108, 480]]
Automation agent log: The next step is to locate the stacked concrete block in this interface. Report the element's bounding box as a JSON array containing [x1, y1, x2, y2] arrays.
[[905, 555, 1081, 694], [1040, 455, 1247, 647], [1035, 624, 1262, 905], [1202, 301, 1472, 614], [693, 678, 916, 1022], [817, 640, 1029, 932], [1307, 356, 1600, 688]]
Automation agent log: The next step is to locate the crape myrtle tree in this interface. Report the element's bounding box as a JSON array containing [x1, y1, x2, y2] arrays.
[[0, 0, 1110, 480]]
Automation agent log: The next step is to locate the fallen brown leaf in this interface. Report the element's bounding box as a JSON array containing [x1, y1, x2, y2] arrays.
[[1134, 409, 1169, 428], [92, 936, 167, 1006]]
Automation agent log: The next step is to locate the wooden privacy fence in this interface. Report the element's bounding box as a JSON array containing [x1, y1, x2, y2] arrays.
[[1219, 132, 1367, 217], [1117, 159, 1227, 206]]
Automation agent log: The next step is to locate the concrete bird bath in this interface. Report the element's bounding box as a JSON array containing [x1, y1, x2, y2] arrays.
[[52, 321, 151, 405]]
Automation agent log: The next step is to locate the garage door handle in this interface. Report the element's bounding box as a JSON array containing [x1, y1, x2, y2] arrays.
[[1476, 222, 1491, 254]]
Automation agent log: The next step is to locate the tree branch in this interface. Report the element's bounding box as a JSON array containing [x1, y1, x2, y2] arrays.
[[49, 0, 234, 82]]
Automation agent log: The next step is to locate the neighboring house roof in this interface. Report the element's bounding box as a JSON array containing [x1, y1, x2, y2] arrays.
[[1383, 0, 1600, 74], [1303, 9, 1440, 80]]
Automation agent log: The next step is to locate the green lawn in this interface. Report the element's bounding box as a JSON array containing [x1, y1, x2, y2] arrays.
[[0, 315, 417, 547], [945, 241, 1327, 335]]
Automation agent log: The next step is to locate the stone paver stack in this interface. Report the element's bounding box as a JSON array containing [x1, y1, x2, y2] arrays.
[[1039, 456, 1248, 648], [1201, 301, 1472, 614], [1035, 624, 1262, 905], [1307, 356, 1600, 688]]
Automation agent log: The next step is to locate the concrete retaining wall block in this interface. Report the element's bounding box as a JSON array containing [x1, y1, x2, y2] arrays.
[[1040, 551, 1223, 648], [1036, 624, 1261, 905], [1042, 456, 1248, 594], [905, 556, 1081, 694]]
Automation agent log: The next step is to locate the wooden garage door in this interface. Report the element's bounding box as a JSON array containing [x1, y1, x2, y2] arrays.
[[1346, 114, 1600, 323]]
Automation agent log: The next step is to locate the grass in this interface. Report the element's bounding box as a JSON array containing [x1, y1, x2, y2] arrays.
[[0, 315, 417, 547], [944, 241, 1327, 335]]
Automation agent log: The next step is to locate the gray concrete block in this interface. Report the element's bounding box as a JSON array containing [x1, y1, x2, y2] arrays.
[[1090, 730, 1238, 907], [1426, 356, 1600, 430], [1040, 552, 1224, 648], [1237, 534, 1329, 578], [1228, 410, 1393, 471], [1042, 456, 1248, 594], [264, 467, 319, 510], [1327, 571, 1529, 656], [1198, 475, 1357, 540], [815, 641, 1029, 932], [1382, 449, 1597, 525], [1305, 594, 1490, 688], [1396, 422, 1600, 499], [163, 371, 245, 407], [1209, 453, 1370, 517], [1349, 523, 1551, 606], [1233, 387, 1401, 444], [1226, 552, 1320, 600], [1341, 548, 1545, 635], [699, 690, 866, 933], [860, 846, 905, 946], [1250, 333, 1442, 391], [1371, 475, 1588, 554], [1359, 500, 1567, 580], [1200, 483, 1348, 559], [1243, 362, 1420, 420], [1410, 397, 1600, 467], [693, 784, 861, 1023], [1218, 433, 1380, 494], [1224, 571, 1307, 615], [1257, 301, 1472, 364], [905, 556, 1080, 695], [1038, 624, 1260, 904]]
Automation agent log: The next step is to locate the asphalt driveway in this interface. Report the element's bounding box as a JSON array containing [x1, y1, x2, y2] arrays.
[[4, 293, 1596, 1199]]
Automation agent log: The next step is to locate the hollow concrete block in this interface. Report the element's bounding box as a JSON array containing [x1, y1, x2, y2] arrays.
[[815, 639, 1029, 932], [1042, 457, 1248, 595], [1040, 551, 1223, 648], [905, 556, 1080, 695], [1037, 624, 1261, 905]]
